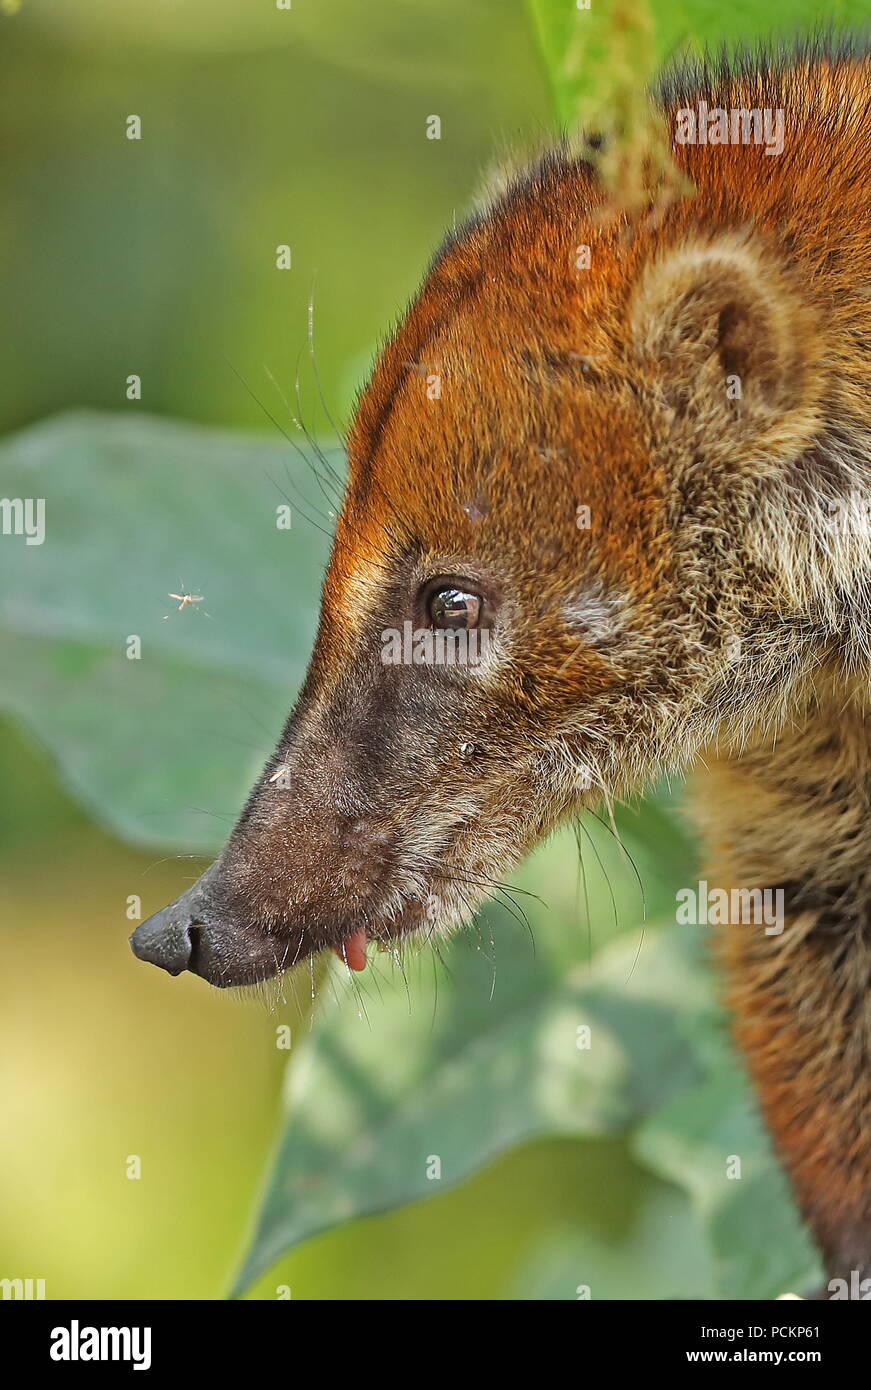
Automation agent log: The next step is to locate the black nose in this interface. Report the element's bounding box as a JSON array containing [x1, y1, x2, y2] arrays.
[[130, 859, 293, 988], [130, 901, 196, 975], [131, 860, 227, 976]]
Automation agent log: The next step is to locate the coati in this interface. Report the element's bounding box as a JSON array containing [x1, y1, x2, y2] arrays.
[[132, 36, 871, 1293]]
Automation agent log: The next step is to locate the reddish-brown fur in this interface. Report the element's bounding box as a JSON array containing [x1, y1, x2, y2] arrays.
[[133, 37, 871, 1292]]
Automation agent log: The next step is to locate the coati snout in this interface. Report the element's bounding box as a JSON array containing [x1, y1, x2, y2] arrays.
[[133, 38, 871, 1288]]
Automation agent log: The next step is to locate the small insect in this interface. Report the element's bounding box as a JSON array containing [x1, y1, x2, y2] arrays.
[[163, 585, 209, 620]]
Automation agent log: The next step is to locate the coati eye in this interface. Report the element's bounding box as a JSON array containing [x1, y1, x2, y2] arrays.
[[428, 586, 482, 630]]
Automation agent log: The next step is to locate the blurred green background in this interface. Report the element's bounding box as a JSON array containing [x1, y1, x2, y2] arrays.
[[0, 0, 858, 1300]]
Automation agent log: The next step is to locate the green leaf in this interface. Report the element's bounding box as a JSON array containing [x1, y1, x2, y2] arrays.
[[509, 1149, 716, 1300], [633, 1036, 821, 1298], [525, 0, 661, 132], [525, 0, 592, 129], [0, 411, 334, 852], [231, 919, 710, 1296]]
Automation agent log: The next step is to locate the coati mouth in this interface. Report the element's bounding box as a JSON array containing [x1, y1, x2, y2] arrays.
[[131, 911, 374, 987], [131, 910, 377, 986]]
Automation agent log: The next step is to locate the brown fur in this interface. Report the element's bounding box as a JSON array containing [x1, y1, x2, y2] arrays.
[[694, 698, 871, 1282], [132, 36, 871, 1288]]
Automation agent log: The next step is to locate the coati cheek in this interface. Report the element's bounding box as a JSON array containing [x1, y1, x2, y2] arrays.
[[561, 579, 631, 657]]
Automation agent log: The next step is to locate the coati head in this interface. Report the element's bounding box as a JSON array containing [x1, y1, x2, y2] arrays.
[[132, 146, 834, 988]]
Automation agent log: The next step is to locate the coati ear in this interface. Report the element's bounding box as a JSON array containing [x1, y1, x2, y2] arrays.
[[629, 234, 823, 463]]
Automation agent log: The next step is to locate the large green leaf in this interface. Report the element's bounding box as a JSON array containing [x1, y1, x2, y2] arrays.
[[0, 411, 334, 851], [633, 1042, 821, 1298], [509, 1153, 716, 1300], [231, 919, 710, 1295], [235, 901, 820, 1298]]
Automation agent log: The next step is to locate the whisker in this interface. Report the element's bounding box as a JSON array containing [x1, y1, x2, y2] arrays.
[[308, 955, 317, 1021], [429, 950, 440, 1033], [587, 807, 647, 922], [572, 819, 593, 968], [223, 357, 340, 535], [388, 852, 538, 954], [307, 278, 347, 451], [577, 815, 620, 937], [203, 728, 271, 756], [212, 690, 282, 749], [263, 359, 346, 511], [409, 851, 544, 903], [138, 853, 207, 877], [390, 945, 413, 1015], [292, 349, 347, 504], [625, 925, 646, 984]]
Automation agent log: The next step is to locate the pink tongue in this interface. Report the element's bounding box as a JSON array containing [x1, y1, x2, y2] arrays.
[[333, 928, 368, 971]]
